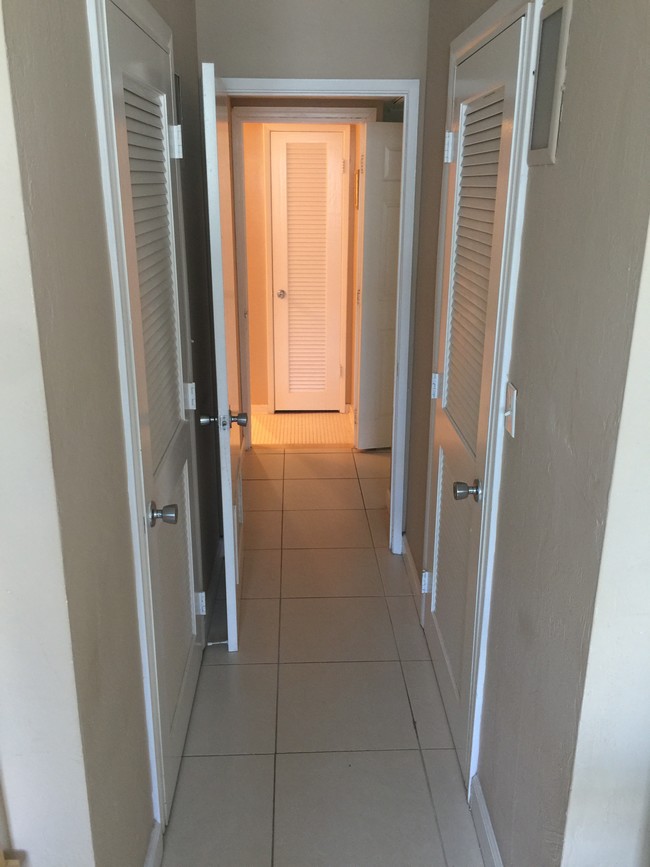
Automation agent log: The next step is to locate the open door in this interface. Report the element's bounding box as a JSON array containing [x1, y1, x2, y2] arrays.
[[201, 64, 246, 651], [355, 122, 403, 450]]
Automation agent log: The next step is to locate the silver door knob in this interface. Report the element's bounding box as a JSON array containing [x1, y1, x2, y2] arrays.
[[200, 415, 217, 426], [453, 479, 482, 503], [230, 411, 248, 428], [149, 502, 178, 527], [276, 290, 286, 299]]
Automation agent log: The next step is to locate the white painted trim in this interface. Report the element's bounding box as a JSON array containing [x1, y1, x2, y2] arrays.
[[470, 777, 504, 867], [232, 107, 376, 446], [420, 0, 542, 788], [144, 822, 164, 867], [223, 78, 421, 554], [402, 535, 426, 622], [232, 106, 377, 124], [109, 0, 170, 50]]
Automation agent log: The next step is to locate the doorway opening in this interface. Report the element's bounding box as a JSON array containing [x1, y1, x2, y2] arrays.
[[224, 79, 419, 556]]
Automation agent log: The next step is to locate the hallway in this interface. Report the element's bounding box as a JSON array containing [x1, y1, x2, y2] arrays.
[[161, 447, 484, 866]]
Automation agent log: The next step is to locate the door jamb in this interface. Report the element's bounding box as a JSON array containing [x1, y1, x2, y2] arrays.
[[421, 0, 541, 786], [225, 79, 419, 553], [232, 106, 376, 446]]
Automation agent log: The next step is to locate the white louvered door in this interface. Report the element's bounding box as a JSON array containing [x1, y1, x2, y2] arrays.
[[108, 2, 203, 822], [423, 19, 525, 779], [270, 128, 348, 411]]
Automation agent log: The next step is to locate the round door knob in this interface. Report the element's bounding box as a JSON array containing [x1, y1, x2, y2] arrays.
[[230, 411, 248, 428], [453, 479, 482, 503], [276, 290, 287, 299], [149, 501, 179, 527]]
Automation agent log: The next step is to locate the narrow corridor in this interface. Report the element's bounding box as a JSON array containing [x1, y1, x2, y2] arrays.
[[162, 447, 484, 866]]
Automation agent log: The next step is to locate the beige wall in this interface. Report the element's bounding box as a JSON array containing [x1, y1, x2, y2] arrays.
[[0, 4, 97, 864], [476, 1, 650, 865], [561, 221, 650, 866], [196, 0, 429, 80], [243, 123, 269, 405]]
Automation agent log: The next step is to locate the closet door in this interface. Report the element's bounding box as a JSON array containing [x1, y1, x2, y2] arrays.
[[270, 128, 348, 412]]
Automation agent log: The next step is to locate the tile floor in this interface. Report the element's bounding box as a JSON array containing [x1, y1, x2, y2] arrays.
[[162, 447, 484, 867]]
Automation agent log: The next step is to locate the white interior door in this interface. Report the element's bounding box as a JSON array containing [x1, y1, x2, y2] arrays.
[[201, 64, 245, 651], [355, 122, 403, 450], [107, 1, 203, 819], [424, 19, 525, 779], [270, 127, 348, 411]]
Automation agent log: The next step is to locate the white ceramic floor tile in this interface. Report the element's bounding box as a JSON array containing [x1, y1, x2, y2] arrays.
[[284, 445, 353, 453], [280, 597, 398, 662], [241, 549, 281, 599], [367, 508, 390, 548], [203, 599, 279, 665], [184, 665, 277, 756], [284, 452, 357, 479], [161, 755, 274, 867], [354, 450, 392, 478], [402, 661, 453, 749], [283, 509, 372, 549], [242, 452, 284, 480], [277, 662, 417, 753], [242, 478, 283, 511], [423, 750, 485, 866], [281, 548, 383, 598], [244, 511, 282, 550], [360, 476, 391, 509], [375, 547, 413, 595], [274, 751, 446, 866], [283, 478, 363, 510], [386, 596, 430, 660]]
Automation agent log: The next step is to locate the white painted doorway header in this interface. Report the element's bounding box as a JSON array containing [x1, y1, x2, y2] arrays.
[[223, 77, 420, 553]]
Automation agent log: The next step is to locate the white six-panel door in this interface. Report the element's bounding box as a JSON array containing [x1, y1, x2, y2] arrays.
[[424, 18, 525, 780], [107, 0, 203, 820], [270, 127, 349, 412]]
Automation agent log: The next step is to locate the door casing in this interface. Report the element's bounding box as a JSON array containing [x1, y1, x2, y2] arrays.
[[421, 0, 541, 790], [226, 78, 420, 554]]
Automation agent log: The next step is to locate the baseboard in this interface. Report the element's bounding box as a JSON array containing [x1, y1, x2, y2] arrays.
[[470, 776, 504, 867], [251, 404, 268, 413], [402, 535, 426, 622], [144, 821, 163, 867]]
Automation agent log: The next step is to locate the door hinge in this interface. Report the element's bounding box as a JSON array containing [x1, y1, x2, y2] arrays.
[[444, 130, 456, 164], [431, 573, 438, 612], [168, 124, 183, 159], [421, 570, 432, 593], [354, 408, 358, 425], [184, 382, 197, 411], [342, 158, 347, 174], [195, 591, 206, 616], [431, 372, 441, 399]]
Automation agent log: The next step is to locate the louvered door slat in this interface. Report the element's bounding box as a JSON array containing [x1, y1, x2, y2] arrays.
[[444, 90, 505, 453], [124, 84, 182, 468], [285, 141, 329, 392]]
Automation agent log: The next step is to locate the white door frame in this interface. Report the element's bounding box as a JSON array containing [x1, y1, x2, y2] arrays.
[[232, 106, 376, 434], [86, 0, 204, 850], [226, 78, 420, 554], [422, 0, 541, 788]]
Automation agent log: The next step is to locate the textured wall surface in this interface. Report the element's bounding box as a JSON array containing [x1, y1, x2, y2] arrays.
[[561, 222, 650, 867], [477, 1, 650, 864], [0, 6, 96, 862], [196, 0, 429, 80]]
